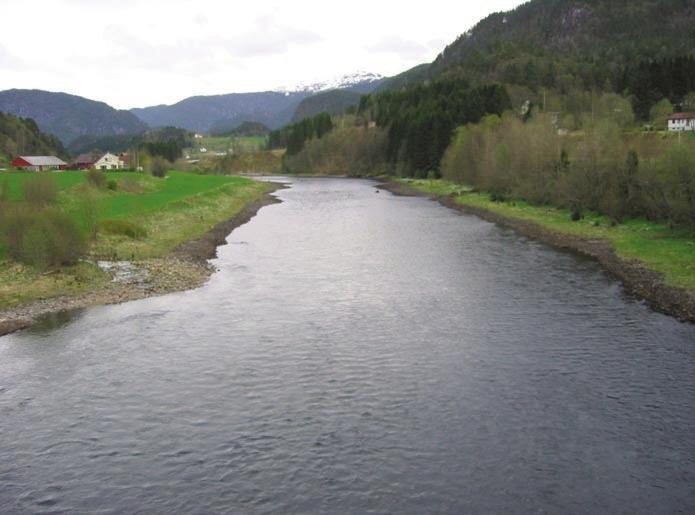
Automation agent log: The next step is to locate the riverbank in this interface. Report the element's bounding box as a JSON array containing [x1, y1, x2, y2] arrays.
[[0, 178, 284, 336], [378, 179, 695, 323]]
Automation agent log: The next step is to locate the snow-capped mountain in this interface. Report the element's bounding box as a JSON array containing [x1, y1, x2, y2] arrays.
[[277, 72, 385, 95]]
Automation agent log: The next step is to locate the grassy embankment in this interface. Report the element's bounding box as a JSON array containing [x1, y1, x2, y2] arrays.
[[400, 178, 695, 290], [0, 170, 272, 309]]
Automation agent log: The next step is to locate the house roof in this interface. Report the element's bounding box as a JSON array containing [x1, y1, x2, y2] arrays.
[[668, 112, 695, 120], [17, 156, 67, 166], [72, 152, 103, 164]]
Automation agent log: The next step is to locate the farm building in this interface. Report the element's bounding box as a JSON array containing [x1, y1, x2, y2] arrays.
[[667, 112, 695, 131], [11, 155, 67, 171], [72, 152, 125, 170]]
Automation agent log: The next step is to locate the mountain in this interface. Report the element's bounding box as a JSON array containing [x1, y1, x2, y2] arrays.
[[291, 90, 362, 122], [0, 89, 148, 146], [375, 64, 431, 92], [288, 72, 385, 123], [428, 0, 695, 87], [131, 91, 310, 133], [131, 72, 386, 133], [0, 111, 68, 163], [280, 71, 385, 95]]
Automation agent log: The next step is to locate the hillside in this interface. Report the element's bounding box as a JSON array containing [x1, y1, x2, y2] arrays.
[[67, 126, 193, 156], [291, 90, 362, 122], [428, 0, 695, 88], [210, 121, 270, 137], [0, 89, 147, 146], [0, 111, 68, 163]]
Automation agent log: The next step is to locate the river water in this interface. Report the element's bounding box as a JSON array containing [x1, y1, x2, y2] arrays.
[[1, 178, 694, 514]]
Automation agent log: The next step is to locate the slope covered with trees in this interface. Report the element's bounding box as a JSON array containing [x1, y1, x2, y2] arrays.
[[291, 90, 362, 122], [0, 112, 68, 163]]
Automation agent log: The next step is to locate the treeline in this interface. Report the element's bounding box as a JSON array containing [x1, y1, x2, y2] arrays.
[[68, 126, 192, 158], [139, 140, 182, 162], [359, 80, 511, 175], [283, 124, 388, 177], [618, 56, 695, 120], [268, 112, 333, 155], [0, 111, 67, 162], [442, 112, 695, 226]]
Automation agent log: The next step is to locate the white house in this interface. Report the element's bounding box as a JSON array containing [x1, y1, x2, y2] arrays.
[[93, 152, 124, 170], [667, 112, 695, 132]]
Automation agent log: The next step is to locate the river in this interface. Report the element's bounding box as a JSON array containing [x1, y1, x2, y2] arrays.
[[1, 178, 694, 514]]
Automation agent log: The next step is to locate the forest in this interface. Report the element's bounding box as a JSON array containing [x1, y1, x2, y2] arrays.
[[0, 112, 67, 163]]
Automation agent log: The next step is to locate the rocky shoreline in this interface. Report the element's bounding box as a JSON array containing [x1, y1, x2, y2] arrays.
[[0, 185, 284, 337], [378, 180, 695, 324]]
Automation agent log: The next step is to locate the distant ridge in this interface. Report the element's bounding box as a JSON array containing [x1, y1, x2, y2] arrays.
[[130, 72, 386, 133], [0, 89, 147, 145]]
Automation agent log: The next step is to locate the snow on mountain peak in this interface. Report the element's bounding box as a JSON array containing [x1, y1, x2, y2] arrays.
[[276, 71, 384, 94]]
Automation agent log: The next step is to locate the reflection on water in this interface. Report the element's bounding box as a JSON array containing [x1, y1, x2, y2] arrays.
[[25, 308, 85, 334], [1, 178, 694, 514]]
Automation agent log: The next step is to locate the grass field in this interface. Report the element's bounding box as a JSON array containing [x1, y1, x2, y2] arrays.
[[187, 135, 268, 158], [401, 179, 695, 290], [0, 170, 273, 309]]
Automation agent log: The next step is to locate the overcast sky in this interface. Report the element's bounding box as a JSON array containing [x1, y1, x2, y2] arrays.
[[1, 0, 525, 109]]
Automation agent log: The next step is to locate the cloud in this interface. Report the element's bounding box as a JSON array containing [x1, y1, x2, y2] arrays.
[[0, 44, 24, 71], [366, 36, 431, 60]]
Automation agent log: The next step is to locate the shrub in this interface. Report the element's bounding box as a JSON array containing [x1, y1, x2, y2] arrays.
[[23, 174, 58, 206], [86, 169, 107, 189], [107, 179, 118, 191], [118, 175, 145, 193], [80, 192, 101, 240], [0, 205, 86, 270], [99, 219, 147, 239], [150, 157, 169, 178]]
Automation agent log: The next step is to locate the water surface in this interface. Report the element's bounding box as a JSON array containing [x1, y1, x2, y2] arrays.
[[1, 178, 694, 514]]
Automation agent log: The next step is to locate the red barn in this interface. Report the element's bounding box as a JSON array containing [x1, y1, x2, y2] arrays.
[[11, 155, 67, 171]]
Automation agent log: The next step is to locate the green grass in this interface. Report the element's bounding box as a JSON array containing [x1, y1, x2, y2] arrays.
[[401, 178, 695, 290], [0, 169, 273, 309], [188, 135, 268, 157]]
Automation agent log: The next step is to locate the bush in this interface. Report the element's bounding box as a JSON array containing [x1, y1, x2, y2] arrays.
[[86, 169, 107, 189], [150, 157, 169, 178], [0, 205, 86, 270], [107, 179, 118, 191], [99, 219, 147, 239], [23, 174, 58, 206]]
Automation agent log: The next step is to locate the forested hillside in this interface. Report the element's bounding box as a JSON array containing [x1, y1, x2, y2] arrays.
[[431, 0, 694, 85], [67, 127, 193, 156], [371, 1, 695, 120], [0, 112, 68, 163], [0, 90, 147, 145], [291, 90, 362, 122]]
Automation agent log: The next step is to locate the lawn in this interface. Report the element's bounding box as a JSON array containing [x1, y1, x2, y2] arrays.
[[401, 178, 695, 290]]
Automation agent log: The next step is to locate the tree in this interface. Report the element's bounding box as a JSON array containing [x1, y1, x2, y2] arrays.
[[649, 98, 674, 129]]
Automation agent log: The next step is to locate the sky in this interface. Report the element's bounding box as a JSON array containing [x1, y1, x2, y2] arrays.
[[1, 0, 525, 109]]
